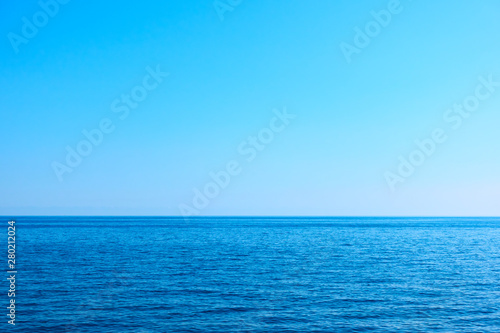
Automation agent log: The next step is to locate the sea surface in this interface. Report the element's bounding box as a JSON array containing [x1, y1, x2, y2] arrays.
[[4, 217, 500, 332]]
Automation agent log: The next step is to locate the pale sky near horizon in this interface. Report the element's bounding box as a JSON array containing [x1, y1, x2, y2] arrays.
[[2, 0, 500, 216]]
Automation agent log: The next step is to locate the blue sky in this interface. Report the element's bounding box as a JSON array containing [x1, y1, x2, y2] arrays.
[[1, 0, 500, 216]]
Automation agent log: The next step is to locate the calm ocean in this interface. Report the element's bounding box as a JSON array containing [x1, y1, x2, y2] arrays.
[[5, 217, 500, 332]]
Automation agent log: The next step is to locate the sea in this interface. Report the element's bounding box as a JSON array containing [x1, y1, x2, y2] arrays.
[[4, 216, 500, 332]]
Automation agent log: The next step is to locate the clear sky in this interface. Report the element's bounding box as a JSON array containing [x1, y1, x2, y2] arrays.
[[2, 0, 500, 216]]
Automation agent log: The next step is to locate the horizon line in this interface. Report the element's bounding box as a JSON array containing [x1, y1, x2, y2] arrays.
[[2, 215, 500, 218]]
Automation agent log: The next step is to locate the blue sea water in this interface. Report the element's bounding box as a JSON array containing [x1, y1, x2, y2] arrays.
[[4, 217, 500, 332]]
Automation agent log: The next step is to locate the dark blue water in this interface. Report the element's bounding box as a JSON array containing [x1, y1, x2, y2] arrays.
[[4, 217, 500, 332]]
